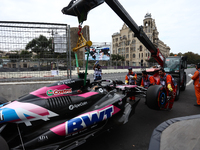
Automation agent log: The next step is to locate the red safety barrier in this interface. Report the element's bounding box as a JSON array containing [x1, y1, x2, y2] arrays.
[[21, 76, 32, 78]]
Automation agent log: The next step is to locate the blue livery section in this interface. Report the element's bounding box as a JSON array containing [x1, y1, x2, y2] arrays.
[[0, 108, 20, 123], [66, 106, 113, 135]]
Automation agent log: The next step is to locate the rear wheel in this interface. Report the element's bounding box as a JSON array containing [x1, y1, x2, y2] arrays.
[[180, 73, 186, 91], [0, 136, 9, 150], [136, 74, 142, 86], [174, 78, 180, 101], [146, 85, 167, 110]]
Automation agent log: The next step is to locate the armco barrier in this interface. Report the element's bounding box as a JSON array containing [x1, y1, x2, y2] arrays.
[[0, 68, 142, 101]]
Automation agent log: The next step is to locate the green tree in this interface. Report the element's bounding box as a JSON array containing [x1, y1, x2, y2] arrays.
[[183, 52, 200, 64], [111, 54, 125, 61], [20, 50, 32, 59], [25, 35, 53, 58], [8, 51, 20, 62], [177, 52, 182, 56]]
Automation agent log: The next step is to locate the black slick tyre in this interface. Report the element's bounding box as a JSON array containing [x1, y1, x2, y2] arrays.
[[0, 136, 9, 150], [146, 85, 167, 110], [136, 74, 142, 86], [180, 73, 186, 91], [174, 78, 180, 101]]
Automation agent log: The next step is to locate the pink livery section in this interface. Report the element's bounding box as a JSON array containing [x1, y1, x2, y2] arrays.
[[30, 84, 71, 99], [77, 92, 99, 98], [116, 85, 137, 90], [50, 105, 120, 136]]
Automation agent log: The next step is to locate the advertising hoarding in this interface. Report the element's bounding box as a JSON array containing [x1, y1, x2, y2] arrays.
[[85, 42, 111, 61]]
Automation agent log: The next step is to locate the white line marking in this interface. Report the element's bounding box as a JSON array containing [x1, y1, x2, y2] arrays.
[[186, 79, 193, 86]]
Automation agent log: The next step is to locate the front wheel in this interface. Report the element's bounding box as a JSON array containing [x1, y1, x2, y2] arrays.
[[146, 85, 167, 110], [0, 136, 9, 150]]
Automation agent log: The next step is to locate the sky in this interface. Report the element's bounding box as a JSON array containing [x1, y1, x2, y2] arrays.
[[0, 0, 200, 55]]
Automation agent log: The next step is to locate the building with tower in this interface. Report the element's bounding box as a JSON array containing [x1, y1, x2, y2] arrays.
[[112, 13, 170, 66]]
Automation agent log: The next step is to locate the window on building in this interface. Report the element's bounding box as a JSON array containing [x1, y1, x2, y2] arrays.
[[139, 53, 140, 58], [140, 45, 143, 51], [142, 53, 143, 58], [23, 64, 27, 68], [13, 64, 16, 68], [126, 48, 129, 53], [118, 48, 121, 53], [133, 54, 135, 58], [148, 27, 150, 33], [126, 54, 129, 58]]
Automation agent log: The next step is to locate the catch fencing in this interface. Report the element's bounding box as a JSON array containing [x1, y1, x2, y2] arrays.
[[0, 21, 156, 82], [0, 21, 72, 81]]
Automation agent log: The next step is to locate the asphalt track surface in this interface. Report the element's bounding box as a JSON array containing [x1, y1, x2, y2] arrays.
[[75, 68, 199, 150]]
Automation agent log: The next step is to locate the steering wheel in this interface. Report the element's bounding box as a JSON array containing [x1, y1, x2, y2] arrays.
[[90, 81, 102, 87], [99, 79, 116, 88]]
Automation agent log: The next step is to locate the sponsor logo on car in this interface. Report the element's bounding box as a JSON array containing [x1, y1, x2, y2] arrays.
[[66, 105, 114, 135], [46, 88, 72, 96], [69, 102, 88, 110]]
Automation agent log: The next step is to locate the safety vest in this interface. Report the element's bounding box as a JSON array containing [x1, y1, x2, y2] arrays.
[[193, 70, 200, 85], [94, 68, 102, 80], [127, 72, 136, 85], [142, 75, 151, 88], [199, 70, 200, 84], [160, 74, 176, 88]]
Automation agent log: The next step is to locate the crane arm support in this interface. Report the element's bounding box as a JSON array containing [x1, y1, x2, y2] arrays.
[[151, 48, 165, 67], [62, 0, 165, 66]]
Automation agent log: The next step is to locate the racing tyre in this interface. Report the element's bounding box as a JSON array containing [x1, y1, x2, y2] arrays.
[[146, 85, 167, 110], [180, 73, 186, 91], [174, 78, 180, 101], [0, 96, 8, 104], [136, 74, 142, 86], [0, 136, 9, 150]]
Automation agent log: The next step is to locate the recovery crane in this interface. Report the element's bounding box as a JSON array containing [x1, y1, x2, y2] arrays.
[[62, 0, 187, 99]]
